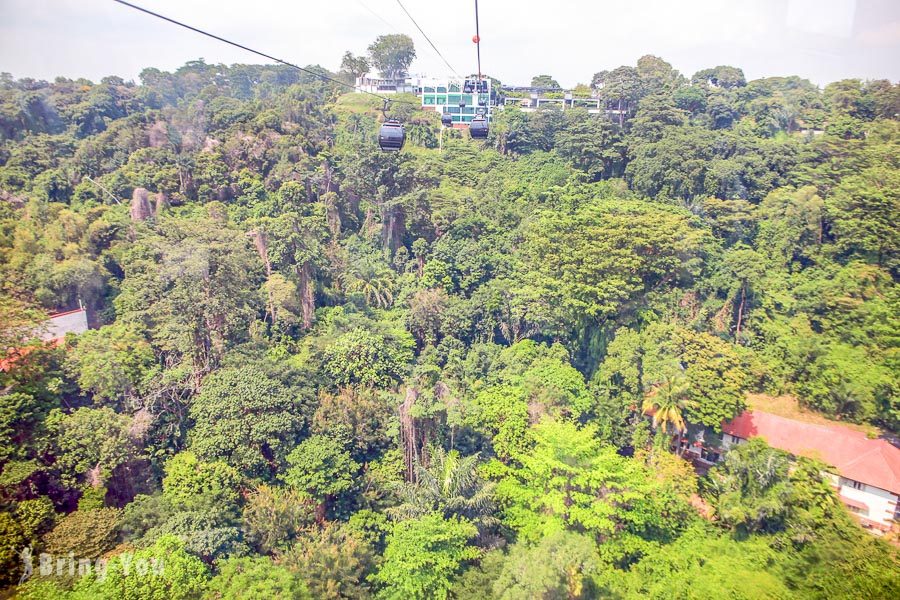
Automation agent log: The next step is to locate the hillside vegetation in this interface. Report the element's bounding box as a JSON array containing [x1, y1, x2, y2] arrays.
[[0, 56, 898, 598]]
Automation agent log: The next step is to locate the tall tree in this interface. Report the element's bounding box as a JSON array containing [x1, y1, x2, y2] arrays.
[[340, 51, 371, 83], [530, 75, 560, 89], [372, 512, 478, 600], [642, 375, 695, 440], [388, 447, 496, 532], [115, 217, 260, 380], [368, 35, 416, 80], [188, 367, 311, 479]]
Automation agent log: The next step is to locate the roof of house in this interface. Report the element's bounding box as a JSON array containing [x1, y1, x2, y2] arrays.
[[723, 410, 900, 495], [41, 308, 89, 341], [1, 308, 88, 372]]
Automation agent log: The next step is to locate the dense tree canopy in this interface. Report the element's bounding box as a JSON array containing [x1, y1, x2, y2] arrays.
[[0, 42, 898, 598]]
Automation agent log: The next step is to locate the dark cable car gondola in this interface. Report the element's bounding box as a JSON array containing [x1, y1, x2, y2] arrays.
[[378, 119, 405, 151], [377, 99, 405, 152], [463, 79, 475, 94], [441, 112, 453, 127], [470, 114, 488, 139]]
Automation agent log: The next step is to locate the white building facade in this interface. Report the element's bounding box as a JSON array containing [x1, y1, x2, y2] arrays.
[[355, 75, 494, 126]]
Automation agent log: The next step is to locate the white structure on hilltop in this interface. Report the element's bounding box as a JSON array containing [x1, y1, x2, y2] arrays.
[[355, 75, 494, 126]]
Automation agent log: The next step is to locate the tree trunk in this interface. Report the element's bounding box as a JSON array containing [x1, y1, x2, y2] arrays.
[[735, 285, 745, 344], [248, 230, 272, 275], [298, 262, 315, 330], [399, 388, 420, 483], [130, 187, 153, 222]]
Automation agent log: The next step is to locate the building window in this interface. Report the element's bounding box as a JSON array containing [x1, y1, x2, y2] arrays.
[[423, 86, 435, 93], [436, 96, 446, 105], [437, 86, 447, 93], [449, 83, 460, 92], [448, 94, 461, 105], [840, 477, 865, 491], [423, 95, 435, 105]]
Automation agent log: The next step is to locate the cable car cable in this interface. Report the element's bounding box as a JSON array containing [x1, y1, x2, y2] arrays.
[[394, 0, 460, 78], [474, 0, 482, 81], [356, 0, 402, 34], [111, 0, 421, 106], [469, 0, 489, 139]]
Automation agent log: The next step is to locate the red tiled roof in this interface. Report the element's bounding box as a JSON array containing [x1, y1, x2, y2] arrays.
[[723, 411, 900, 495]]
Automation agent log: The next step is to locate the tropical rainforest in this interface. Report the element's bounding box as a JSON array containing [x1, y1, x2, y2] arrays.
[[0, 41, 898, 599]]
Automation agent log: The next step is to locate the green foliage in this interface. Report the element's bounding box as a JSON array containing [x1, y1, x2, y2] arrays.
[[606, 523, 792, 599], [65, 324, 156, 406], [323, 327, 413, 388], [703, 438, 793, 534], [1, 54, 898, 600], [114, 217, 260, 372], [282, 434, 359, 504], [188, 367, 309, 479], [493, 340, 592, 419], [241, 484, 315, 554], [14, 496, 56, 541], [493, 420, 688, 548], [205, 556, 310, 600], [51, 406, 139, 484], [42, 508, 121, 557], [493, 531, 601, 599], [596, 323, 747, 431], [517, 199, 706, 325], [702, 437, 854, 544], [827, 165, 899, 270], [279, 524, 375, 599], [83, 535, 210, 600], [388, 447, 496, 531], [795, 342, 894, 421], [367, 35, 416, 79], [311, 387, 394, 461], [372, 512, 478, 600], [466, 386, 529, 459], [162, 451, 242, 510], [0, 511, 27, 587]]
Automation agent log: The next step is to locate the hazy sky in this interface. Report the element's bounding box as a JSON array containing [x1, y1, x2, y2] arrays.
[[1, 0, 898, 87]]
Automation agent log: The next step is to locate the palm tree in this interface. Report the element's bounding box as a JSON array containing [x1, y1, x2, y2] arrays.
[[340, 260, 395, 308], [387, 447, 497, 531], [642, 376, 697, 454]]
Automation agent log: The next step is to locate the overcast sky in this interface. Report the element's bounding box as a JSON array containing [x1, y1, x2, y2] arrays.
[[1, 0, 898, 87]]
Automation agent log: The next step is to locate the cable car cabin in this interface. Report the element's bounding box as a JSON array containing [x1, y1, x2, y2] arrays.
[[441, 113, 453, 127], [470, 115, 488, 139], [476, 80, 489, 94], [378, 120, 405, 151], [463, 79, 475, 94]]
